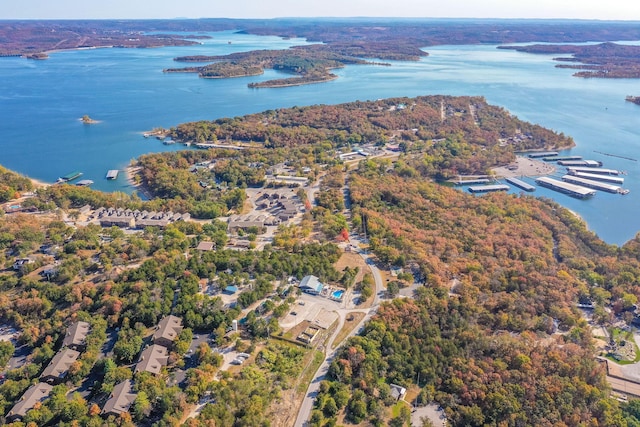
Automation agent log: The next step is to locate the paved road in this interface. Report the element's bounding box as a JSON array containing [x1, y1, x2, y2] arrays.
[[294, 247, 384, 427]]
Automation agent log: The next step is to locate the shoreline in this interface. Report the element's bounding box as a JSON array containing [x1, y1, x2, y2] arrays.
[[125, 165, 154, 200]]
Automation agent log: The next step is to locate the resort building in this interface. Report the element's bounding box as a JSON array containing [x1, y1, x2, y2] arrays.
[[153, 315, 183, 349], [41, 348, 81, 385], [5, 382, 53, 422], [62, 321, 90, 352], [102, 380, 137, 417], [135, 345, 169, 375]]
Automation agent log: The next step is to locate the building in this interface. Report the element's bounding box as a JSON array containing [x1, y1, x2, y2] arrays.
[[390, 384, 407, 401], [5, 382, 53, 422], [135, 345, 169, 375], [41, 348, 81, 385], [196, 241, 215, 251], [12, 258, 32, 271], [153, 315, 183, 349], [62, 321, 90, 351], [299, 275, 323, 295], [227, 214, 275, 233], [102, 379, 137, 417], [100, 216, 135, 228]]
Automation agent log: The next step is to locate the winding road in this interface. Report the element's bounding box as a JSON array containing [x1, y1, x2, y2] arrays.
[[293, 248, 384, 427]]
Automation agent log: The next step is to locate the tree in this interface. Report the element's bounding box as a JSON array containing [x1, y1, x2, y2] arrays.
[[133, 391, 152, 421]]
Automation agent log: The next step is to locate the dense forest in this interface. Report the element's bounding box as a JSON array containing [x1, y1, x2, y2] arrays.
[[308, 160, 640, 426]]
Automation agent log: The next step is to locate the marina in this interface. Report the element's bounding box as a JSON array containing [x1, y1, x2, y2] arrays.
[[543, 155, 582, 162], [505, 177, 536, 192], [106, 170, 119, 180], [453, 178, 490, 186], [570, 171, 625, 184], [527, 151, 559, 159], [561, 175, 625, 194], [566, 167, 623, 176], [535, 177, 596, 199], [557, 160, 602, 167], [468, 184, 510, 193], [56, 171, 83, 183]]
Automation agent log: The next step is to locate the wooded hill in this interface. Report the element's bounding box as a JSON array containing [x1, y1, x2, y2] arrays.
[[500, 42, 640, 79], [311, 163, 640, 426]]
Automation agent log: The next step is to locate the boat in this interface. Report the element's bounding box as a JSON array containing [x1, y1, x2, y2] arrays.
[[56, 171, 83, 183], [106, 170, 119, 180], [75, 179, 94, 187]]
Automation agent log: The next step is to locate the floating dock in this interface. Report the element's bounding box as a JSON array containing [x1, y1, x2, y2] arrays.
[[75, 179, 94, 187], [535, 176, 596, 199], [56, 171, 82, 183], [528, 151, 559, 159], [562, 175, 621, 194], [468, 184, 510, 193], [557, 160, 602, 167], [106, 170, 119, 180], [567, 167, 622, 176], [570, 171, 624, 184], [453, 178, 490, 186], [505, 177, 535, 192], [543, 155, 582, 162]]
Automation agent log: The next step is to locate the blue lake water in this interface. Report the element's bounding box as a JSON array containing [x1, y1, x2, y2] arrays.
[[1, 30, 639, 245]]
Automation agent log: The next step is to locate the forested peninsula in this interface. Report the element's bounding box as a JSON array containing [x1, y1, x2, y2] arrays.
[[500, 42, 640, 79], [5, 19, 640, 86], [4, 96, 640, 426]]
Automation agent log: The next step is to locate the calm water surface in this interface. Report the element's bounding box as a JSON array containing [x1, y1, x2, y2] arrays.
[[1, 31, 639, 244]]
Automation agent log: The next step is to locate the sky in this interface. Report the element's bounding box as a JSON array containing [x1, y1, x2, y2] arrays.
[[1, 0, 639, 21]]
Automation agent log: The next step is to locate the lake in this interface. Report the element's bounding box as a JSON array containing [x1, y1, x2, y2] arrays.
[[1, 30, 639, 245]]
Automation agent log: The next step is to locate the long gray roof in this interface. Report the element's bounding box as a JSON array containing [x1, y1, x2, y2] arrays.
[[102, 380, 137, 416], [40, 348, 80, 380], [62, 321, 90, 348], [7, 382, 53, 419]]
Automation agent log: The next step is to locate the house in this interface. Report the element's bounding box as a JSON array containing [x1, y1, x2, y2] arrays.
[[12, 258, 32, 271], [40, 264, 59, 280], [5, 382, 53, 422], [196, 241, 215, 251], [135, 345, 169, 375], [390, 384, 407, 401], [299, 275, 323, 295], [62, 321, 90, 351], [153, 315, 183, 349], [102, 379, 137, 417], [40, 348, 81, 384]]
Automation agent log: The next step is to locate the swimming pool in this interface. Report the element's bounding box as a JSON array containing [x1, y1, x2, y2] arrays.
[[332, 290, 345, 300]]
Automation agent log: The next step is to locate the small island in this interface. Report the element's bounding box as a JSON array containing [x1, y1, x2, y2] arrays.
[[80, 115, 100, 124]]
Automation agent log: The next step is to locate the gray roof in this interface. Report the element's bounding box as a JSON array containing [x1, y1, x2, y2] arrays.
[[299, 275, 323, 293], [7, 382, 53, 420], [102, 380, 136, 416], [40, 348, 80, 381], [153, 315, 183, 344], [135, 345, 169, 375], [62, 321, 90, 348]]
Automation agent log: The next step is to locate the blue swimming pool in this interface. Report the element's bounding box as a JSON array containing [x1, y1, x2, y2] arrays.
[[332, 290, 345, 300]]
